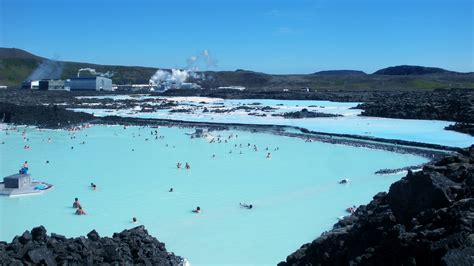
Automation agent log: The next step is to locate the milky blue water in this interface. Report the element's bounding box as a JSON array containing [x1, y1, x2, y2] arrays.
[[0, 125, 428, 265], [72, 97, 474, 147]]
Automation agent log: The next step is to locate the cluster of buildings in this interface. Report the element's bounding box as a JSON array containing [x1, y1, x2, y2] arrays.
[[21, 76, 113, 91], [20, 76, 248, 92]]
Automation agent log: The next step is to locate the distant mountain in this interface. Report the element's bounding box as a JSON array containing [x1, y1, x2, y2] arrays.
[[1, 48, 473, 90], [312, 70, 366, 76], [0, 48, 44, 60], [373, 65, 455, 75]]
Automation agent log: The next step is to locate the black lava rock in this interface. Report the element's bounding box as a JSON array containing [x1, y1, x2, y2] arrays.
[[2, 226, 186, 265], [273, 108, 341, 119]]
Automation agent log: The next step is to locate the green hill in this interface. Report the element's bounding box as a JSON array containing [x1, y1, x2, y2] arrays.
[[0, 48, 43, 85]]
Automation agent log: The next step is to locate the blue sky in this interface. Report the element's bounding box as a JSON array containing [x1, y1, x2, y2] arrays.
[[1, 0, 472, 73]]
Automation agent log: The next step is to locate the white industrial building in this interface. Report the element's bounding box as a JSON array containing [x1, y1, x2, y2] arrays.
[[39, 80, 67, 91], [21, 80, 40, 89], [66, 77, 113, 91]]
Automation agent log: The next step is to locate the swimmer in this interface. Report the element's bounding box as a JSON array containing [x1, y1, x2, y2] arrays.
[[212, 154, 216, 158], [192, 206, 201, 213], [339, 179, 349, 184], [132, 217, 138, 223], [240, 203, 253, 209], [71, 146, 74, 150], [185, 162, 190, 170], [75, 206, 86, 215], [91, 183, 97, 190], [73, 198, 81, 208], [46, 160, 49, 164], [169, 188, 174, 192], [177, 162, 182, 169], [23, 161, 28, 169], [266, 152, 271, 159]]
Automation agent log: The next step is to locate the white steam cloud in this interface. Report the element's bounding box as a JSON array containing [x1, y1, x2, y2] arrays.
[[77, 68, 114, 78], [149, 69, 189, 88], [149, 49, 216, 90]]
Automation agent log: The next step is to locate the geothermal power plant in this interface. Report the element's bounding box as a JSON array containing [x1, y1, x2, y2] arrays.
[[15, 49, 244, 92]]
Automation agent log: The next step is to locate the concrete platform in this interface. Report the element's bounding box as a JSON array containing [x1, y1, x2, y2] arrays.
[[0, 181, 54, 197]]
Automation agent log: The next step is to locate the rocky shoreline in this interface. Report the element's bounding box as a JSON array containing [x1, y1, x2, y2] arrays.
[[0, 102, 95, 128], [1, 88, 473, 136], [272, 108, 341, 119], [445, 123, 474, 136], [374, 164, 424, 175], [162, 88, 474, 136], [279, 145, 474, 266], [0, 225, 185, 265], [354, 89, 474, 136]]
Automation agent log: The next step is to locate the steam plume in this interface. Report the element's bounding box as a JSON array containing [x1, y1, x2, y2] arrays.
[[26, 60, 64, 81], [149, 49, 217, 90], [77, 68, 114, 78]]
